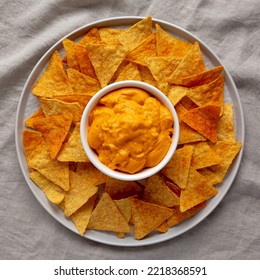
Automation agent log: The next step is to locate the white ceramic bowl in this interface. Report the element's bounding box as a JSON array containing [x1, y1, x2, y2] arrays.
[[80, 80, 180, 181]]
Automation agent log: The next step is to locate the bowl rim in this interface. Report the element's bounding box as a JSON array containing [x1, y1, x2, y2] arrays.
[[80, 80, 180, 181]]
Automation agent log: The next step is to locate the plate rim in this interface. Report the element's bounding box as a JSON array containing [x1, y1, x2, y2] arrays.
[[15, 16, 245, 247]]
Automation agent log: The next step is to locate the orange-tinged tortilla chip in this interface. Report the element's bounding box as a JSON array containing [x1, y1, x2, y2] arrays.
[[167, 202, 206, 227], [118, 16, 152, 50], [168, 85, 189, 106], [156, 221, 168, 233], [86, 43, 129, 87], [24, 108, 45, 129], [186, 76, 224, 107], [29, 170, 65, 204], [64, 171, 98, 216], [32, 50, 73, 98], [180, 95, 198, 110], [62, 39, 80, 71], [114, 197, 132, 224], [98, 27, 125, 45], [57, 123, 89, 162], [54, 94, 91, 109], [143, 174, 180, 207], [88, 192, 131, 233], [115, 62, 141, 82], [70, 193, 97, 236], [137, 65, 157, 87], [162, 145, 194, 189], [79, 27, 102, 46], [23, 130, 70, 191], [126, 33, 157, 66], [181, 104, 221, 143], [165, 181, 181, 197], [131, 198, 173, 240], [180, 65, 224, 87], [168, 42, 206, 85], [38, 97, 82, 124], [32, 113, 73, 159], [190, 142, 221, 169], [198, 168, 223, 186], [156, 24, 192, 57], [217, 103, 236, 141], [67, 68, 101, 96], [180, 168, 218, 212]]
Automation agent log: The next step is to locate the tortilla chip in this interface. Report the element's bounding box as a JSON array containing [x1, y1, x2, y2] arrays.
[[23, 130, 70, 191], [67, 68, 101, 96], [168, 42, 206, 85], [156, 24, 191, 57], [217, 103, 236, 141], [180, 168, 218, 212], [29, 170, 65, 204], [180, 65, 224, 87], [32, 50, 73, 98], [79, 27, 102, 46], [162, 145, 194, 189], [98, 27, 124, 45], [137, 65, 158, 87], [62, 39, 80, 71], [143, 174, 180, 207], [86, 43, 129, 87], [126, 33, 157, 66], [118, 16, 152, 50], [190, 142, 221, 169], [156, 221, 168, 233], [167, 202, 206, 227], [168, 85, 189, 106], [24, 108, 45, 129], [181, 104, 221, 143], [180, 95, 198, 110], [165, 181, 181, 197], [64, 171, 98, 216], [32, 113, 73, 159], [131, 198, 173, 240], [54, 94, 91, 109], [57, 123, 89, 162], [88, 192, 131, 233], [186, 76, 224, 107], [38, 97, 82, 124], [115, 62, 141, 82], [197, 168, 223, 186], [70, 193, 97, 236]]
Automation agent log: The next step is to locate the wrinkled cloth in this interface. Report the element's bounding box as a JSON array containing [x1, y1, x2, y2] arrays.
[[0, 0, 259, 260]]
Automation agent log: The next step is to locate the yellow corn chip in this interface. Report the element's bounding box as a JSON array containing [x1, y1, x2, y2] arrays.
[[98, 27, 125, 45], [115, 62, 141, 82], [88, 192, 131, 233], [180, 168, 218, 212], [168, 42, 206, 85], [79, 27, 102, 46], [198, 168, 223, 186], [131, 198, 173, 240], [32, 50, 73, 97], [54, 94, 91, 109], [118, 16, 152, 50], [57, 123, 89, 162], [86, 43, 129, 87], [143, 174, 180, 207], [217, 103, 236, 141], [24, 108, 45, 129], [29, 170, 65, 204], [156, 24, 192, 57], [181, 104, 221, 143], [162, 145, 194, 189], [23, 130, 70, 191], [64, 171, 98, 216], [62, 38, 80, 71], [137, 65, 158, 87], [168, 85, 189, 106], [32, 113, 73, 159], [156, 221, 168, 233]]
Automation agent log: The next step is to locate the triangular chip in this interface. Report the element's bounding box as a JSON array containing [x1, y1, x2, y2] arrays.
[[24, 108, 45, 129], [143, 174, 180, 207], [217, 103, 236, 141], [62, 39, 80, 71], [180, 168, 218, 212], [86, 43, 129, 87], [115, 62, 141, 82], [137, 65, 157, 87], [79, 27, 102, 46], [180, 65, 224, 87], [32, 113, 73, 159], [64, 171, 98, 216], [117, 16, 152, 50], [156, 24, 191, 57], [70, 193, 97, 236], [98, 27, 125, 45], [181, 104, 221, 143], [190, 142, 221, 169], [88, 192, 131, 233], [67, 68, 101, 96], [126, 33, 157, 66], [162, 145, 194, 189], [168, 85, 189, 106], [39, 97, 82, 123], [198, 168, 223, 186], [57, 123, 89, 162], [32, 50, 73, 97], [29, 170, 65, 204], [131, 198, 173, 240], [168, 42, 206, 85], [23, 130, 70, 191]]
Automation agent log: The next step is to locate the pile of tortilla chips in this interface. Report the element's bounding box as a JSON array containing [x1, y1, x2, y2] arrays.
[[23, 16, 242, 240]]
